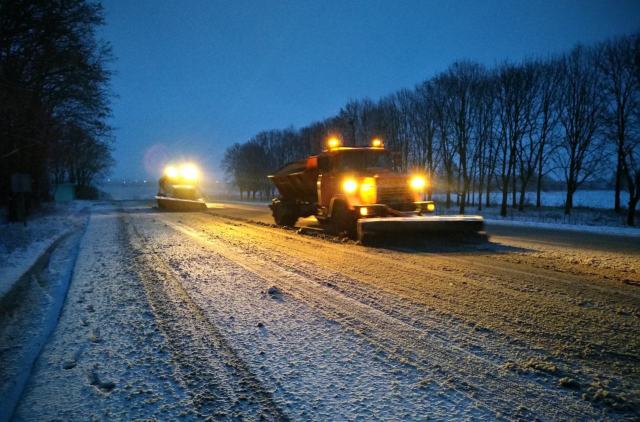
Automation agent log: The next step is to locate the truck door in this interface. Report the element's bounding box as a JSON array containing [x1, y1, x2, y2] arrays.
[[317, 155, 334, 215]]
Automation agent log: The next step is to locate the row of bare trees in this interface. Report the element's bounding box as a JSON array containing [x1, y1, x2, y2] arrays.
[[224, 33, 640, 225], [0, 0, 114, 207]]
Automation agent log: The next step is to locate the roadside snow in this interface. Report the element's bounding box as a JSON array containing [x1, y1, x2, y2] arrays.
[[485, 218, 640, 237], [0, 202, 88, 300], [0, 230, 84, 421], [14, 204, 192, 420]]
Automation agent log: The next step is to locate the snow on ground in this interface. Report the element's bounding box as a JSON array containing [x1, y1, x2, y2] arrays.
[[13, 204, 193, 421], [6, 201, 638, 420], [0, 202, 88, 301], [0, 229, 84, 421], [131, 212, 491, 420]]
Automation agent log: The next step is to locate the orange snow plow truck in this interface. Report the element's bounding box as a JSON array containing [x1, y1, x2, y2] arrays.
[[268, 137, 484, 244]]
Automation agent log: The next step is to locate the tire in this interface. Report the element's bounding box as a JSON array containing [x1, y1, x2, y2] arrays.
[[330, 201, 357, 238], [271, 199, 298, 226]]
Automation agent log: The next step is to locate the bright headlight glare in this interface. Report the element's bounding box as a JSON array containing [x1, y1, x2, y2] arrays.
[[410, 176, 426, 190], [181, 163, 199, 180], [426, 202, 435, 212], [342, 178, 358, 193], [359, 177, 377, 204], [165, 165, 178, 178]]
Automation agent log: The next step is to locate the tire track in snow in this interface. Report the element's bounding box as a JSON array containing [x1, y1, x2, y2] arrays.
[[125, 214, 289, 421], [200, 214, 640, 366], [164, 216, 602, 421], [197, 214, 638, 416], [194, 213, 636, 362]]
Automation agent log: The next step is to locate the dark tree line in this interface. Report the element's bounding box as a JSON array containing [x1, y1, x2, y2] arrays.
[[224, 33, 640, 225], [0, 0, 113, 208]]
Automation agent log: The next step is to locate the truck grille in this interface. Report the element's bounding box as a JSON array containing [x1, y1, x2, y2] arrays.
[[377, 185, 415, 211]]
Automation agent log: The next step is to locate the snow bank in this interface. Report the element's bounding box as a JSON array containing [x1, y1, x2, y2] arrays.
[[0, 231, 84, 421], [0, 202, 89, 301]]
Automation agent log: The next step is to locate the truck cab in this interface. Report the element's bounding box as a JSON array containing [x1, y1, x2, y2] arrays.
[[315, 146, 434, 221]]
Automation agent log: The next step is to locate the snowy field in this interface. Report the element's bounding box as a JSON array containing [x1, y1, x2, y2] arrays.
[[433, 190, 629, 209]]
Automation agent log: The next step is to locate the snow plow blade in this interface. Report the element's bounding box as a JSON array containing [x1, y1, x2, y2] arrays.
[[156, 196, 207, 212], [357, 215, 485, 244]]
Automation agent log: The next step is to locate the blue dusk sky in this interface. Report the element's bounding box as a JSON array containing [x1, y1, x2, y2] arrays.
[[100, 0, 640, 181]]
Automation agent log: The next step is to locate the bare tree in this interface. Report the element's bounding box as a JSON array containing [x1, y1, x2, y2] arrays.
[[495, 63, 533, 216], [597, 35, 639, 213], [431, 75, 457, 208], [531, 58, 562, 208], [441, 62, 485, 213], [619, 35, 640, 225], [556, 46, 605, 214], [471, 75, 497, 210], [412, 81, 440, 199]]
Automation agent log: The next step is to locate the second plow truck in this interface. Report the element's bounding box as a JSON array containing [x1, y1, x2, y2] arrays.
[[268, 136, 484, 244]]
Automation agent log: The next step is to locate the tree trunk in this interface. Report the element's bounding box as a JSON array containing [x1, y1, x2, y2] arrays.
[[500, 186, 508, 217], [511, 167, 517, 208], [564, 187, 574, 215], [518, 187, 526, 212], [477, 176, 483, 211], [627, 198, 638, 226], [615, 146, 623, 213], [486, 176, 492, 208]]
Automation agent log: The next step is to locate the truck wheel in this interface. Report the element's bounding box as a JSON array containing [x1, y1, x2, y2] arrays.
[[272, 200, 298, 227], [331, 202, 357, 238]]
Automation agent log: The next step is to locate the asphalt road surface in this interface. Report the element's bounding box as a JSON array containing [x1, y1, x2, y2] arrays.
[[14, 200, 640, 421]]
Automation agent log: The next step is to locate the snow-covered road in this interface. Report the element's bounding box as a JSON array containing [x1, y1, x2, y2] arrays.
[[8, 201, 640, 420]]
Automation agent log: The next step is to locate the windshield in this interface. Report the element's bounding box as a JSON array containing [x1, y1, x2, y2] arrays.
[[337, 150, 392, 171]]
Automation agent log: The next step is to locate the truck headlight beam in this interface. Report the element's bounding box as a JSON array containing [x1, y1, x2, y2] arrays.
[[342, 178, 358, 194]]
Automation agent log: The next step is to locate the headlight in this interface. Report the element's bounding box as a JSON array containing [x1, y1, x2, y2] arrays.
[[342, 178, 358, 194], [181, 163, 199, 181], [426, 202, 435, 212], [410, 176, 426, 190], [164, 165, 178, 178], [359, 177, 377, 204]]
